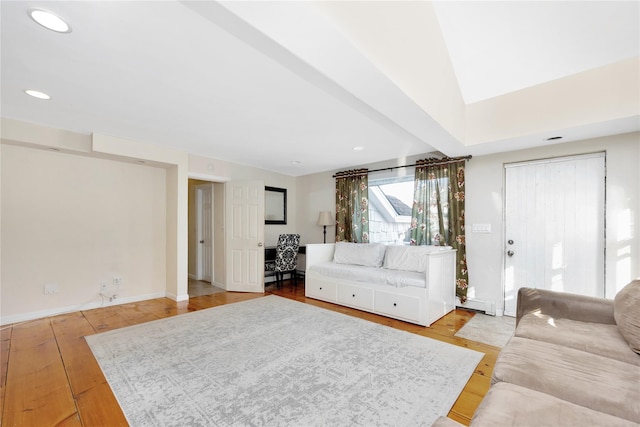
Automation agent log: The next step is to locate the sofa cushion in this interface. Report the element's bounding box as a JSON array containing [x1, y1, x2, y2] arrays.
[[383, 245, 427, 272], [492, 337, 640, 422], [515, 313, 640, 366], [614, 280, 640, 355], [471, 382, 637, 427], [382, 245, 451, 273], [333, 242, 386, 268]]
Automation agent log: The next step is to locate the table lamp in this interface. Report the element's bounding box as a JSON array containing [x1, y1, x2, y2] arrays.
[[317, 211, 334, 244]]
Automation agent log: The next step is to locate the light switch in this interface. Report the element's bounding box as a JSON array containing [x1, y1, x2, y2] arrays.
[[472, 224, 492, 233]]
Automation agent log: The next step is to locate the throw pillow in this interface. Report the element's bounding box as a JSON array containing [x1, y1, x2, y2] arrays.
[[333, 242, 386, 268], [383, 245, 428, 273], [383, 245, 452, 273], [614, 279, 640, 354]]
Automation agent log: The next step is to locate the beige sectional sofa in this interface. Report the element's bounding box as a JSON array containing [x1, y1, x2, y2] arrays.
[[434, 280, 640, 427]]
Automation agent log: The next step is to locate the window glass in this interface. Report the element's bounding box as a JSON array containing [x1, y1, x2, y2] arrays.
[[368, 177, 413, 244]]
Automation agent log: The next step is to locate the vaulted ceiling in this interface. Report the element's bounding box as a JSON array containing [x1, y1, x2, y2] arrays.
[[2, 1, 638, 176]]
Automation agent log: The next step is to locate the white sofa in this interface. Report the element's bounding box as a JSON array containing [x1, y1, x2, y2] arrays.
[[305, 243, 457, 326]]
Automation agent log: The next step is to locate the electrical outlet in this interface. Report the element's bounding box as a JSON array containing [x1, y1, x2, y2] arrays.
[[44, 282, 59, 295], [100, 282, 116, 301]]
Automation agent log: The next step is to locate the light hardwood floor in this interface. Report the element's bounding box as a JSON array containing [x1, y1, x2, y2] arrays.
[[0, 281, 499, 426]]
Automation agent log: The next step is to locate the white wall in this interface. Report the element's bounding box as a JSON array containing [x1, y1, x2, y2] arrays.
[[1, 120, 300, 323], [213, 182, 225, 286], [188, 154, 298, 247], [295, 171, 334, 246], [1, 118, 191, 322], [3, 115, 635, 323], [92, 133, 190, 302], [296, 132, 640, 311], [466, 132, 639, 310], [295, 153, 431, 246], [1, 144, 167, 323], [466, 58, 640, 145]]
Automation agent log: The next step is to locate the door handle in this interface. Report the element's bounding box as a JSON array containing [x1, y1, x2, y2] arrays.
[[258, 242, 263, 247], [507, 250, 514, 257], [199, 240, 204, 244]]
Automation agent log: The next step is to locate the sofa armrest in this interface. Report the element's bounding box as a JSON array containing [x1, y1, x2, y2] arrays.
[[516, 287, 615, 326], [305, 243, 335, 270]]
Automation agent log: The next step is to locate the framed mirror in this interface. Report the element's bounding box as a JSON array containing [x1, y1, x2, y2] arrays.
[[265, 186, 287, 224]]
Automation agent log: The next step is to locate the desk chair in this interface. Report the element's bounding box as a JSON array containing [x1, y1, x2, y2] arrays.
[[265, 234, 300, 288]]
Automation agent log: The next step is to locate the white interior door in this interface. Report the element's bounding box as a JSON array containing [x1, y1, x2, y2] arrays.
[[196, 184, 214, 282], [504, 153, 605, 316], [225, 180, 265, 293]]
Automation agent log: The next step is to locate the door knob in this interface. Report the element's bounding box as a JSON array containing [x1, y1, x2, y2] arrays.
[[258, 242, 263, 247], [508, 239, 514, 245], [507, 250, 514, 257]]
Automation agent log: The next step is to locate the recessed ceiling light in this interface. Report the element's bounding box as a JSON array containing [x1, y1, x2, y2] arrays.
[[545, 136, 563, 141], [290, 160, 302, 165], [25, 89, 51, 100], [353, 146, 364, 151], [28, 9, 71, 33]]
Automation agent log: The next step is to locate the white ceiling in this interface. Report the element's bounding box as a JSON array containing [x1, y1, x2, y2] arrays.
[[1, 1, 638, 176], [434, 1, 640, 104]]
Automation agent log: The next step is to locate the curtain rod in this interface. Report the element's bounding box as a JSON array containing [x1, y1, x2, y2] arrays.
[[333, 155, 471, 178]]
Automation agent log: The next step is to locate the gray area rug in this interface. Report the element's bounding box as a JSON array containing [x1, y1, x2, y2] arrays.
[[86, 296, 484, 426], [454, 313, 516, 348]]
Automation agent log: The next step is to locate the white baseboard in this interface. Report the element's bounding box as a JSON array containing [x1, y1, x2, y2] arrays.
[[456, 297, 498, 316], [1, 292, 166, 326], [166, 292, 190, 302]]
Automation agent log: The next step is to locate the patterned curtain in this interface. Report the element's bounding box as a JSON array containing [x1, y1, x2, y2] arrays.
[[410, 158, 469, 303], [335, 169, 369, 243]]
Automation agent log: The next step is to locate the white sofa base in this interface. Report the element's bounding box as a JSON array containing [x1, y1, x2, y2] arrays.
[[305, 244, 456, 326]]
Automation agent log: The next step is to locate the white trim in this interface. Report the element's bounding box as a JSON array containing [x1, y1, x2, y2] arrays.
[[457, 297, 498, 316], [196, 186, 203, 280], [504, 151, 605, 168], [1, 292, 166, 326], [194, 183, 215, 283], [188, 172, 230, 182], [167, 292, 190, 302]]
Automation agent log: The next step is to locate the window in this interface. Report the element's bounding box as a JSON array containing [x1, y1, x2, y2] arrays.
[[368, 177, 414, 244]]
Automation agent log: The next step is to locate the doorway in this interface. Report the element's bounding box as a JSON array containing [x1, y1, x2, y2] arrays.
[[503, 153, 606, 316], [188, 179, 222, 296], [195, 184, 213, 282]]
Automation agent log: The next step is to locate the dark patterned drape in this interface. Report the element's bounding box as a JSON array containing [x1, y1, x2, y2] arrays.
[[410, 158, 469, 303], [335, 169, 369, 243]]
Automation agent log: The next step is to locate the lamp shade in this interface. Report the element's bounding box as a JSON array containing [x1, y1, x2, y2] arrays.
[[317, 211, 334, 226]]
